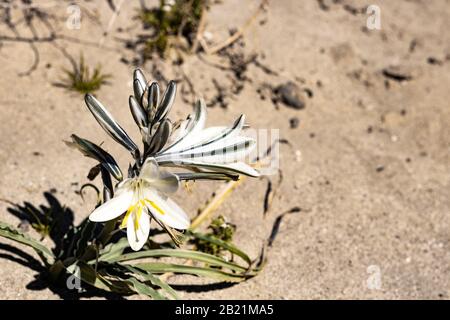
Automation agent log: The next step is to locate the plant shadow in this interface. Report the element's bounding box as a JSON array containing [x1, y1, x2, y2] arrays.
[[171, 282, 238, 293], [7, 191, 73, 257], [0, 190, 125, 300]]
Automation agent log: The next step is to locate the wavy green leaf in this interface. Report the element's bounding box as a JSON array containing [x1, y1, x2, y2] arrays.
[[125, 276, 166, 300], [105, 249, 247, 273], [123, 264, 178, 300], [98, 237, 129, 262], [65, 134, 123, 181], [0, 221, 54, 265], [188, 231, 252, 265], [134, 262, 251, 282]]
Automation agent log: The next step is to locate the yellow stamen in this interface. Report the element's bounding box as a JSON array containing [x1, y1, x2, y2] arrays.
[[134, 205, 143, 230], [120, 203, 137, 229], [145, 199, 165, 215]]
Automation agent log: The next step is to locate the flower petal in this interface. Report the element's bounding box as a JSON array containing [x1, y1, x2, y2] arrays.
[[161, 99, 206, 152], [89, 189, 134, 222], [129, 95, 148, 129], [133, 69, 147, 103], [139, 158, 159, 180], [147, 119, 172, 154], [144, 190, 190, 230], [147, 171, 180, 194], [157, 159, 260, 177], [134, 69, 147, 90], [166, 114, 245, 154], [164, 126, 226, 153], [147, 82, 160, 120], [127, 208, 150, 251], [156, 136, 255, 164], [133, 79, 145, 103], [175, 172, 239, 181], [139, 158, 180, 193], [152, 80, 176, 125], [85, 94, 138, 153]]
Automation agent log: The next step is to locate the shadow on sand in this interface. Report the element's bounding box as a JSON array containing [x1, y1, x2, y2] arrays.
[[0, 191, 124, 300], [0, 190, 243, 299]]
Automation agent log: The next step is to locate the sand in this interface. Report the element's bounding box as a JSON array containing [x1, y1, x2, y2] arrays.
[[0, 0, 449, 299]]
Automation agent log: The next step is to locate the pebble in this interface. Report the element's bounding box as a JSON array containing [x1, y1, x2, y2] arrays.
[[276, 82, 306, 110], [382, 65, 414, 82], [289, 117, 300, 129]]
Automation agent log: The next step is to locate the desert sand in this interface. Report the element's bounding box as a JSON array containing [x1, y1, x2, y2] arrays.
[[0, 0, 449, 299]]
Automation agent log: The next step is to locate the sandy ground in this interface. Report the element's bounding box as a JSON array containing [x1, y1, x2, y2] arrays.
[[0, 0, 449, 299]]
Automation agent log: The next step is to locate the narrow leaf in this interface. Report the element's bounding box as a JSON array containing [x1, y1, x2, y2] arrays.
[[188, 231, 252, 265], [126, 276, 166, 300], [134, 262, 250, 282], [104, 249, 247, 273], [123, 264, 178, 300], [97, 237, 130, 262], [0, 221, 54, 265], [65, 134, 123, 181]]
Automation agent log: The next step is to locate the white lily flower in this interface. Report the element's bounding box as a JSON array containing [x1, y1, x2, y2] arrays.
[[155, 99, 260, 178], [89, 158, 190, 251], [73, 70, 262, 252]]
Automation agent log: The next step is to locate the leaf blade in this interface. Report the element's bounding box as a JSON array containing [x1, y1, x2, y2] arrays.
[[104, 249, 247, 273], [65, 134, 123, 181], [134, 262, 249, 282], [0, 221, 55, 265]]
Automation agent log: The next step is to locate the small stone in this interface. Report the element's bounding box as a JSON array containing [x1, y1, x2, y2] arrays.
[[427, 57, 442, 65], [276, 82, 306, 110], [289, 117, 300, 129], [382, 65, 414, 82]]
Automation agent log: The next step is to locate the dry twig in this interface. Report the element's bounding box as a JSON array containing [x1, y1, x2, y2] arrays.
[[203, 0, 268, 55]]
